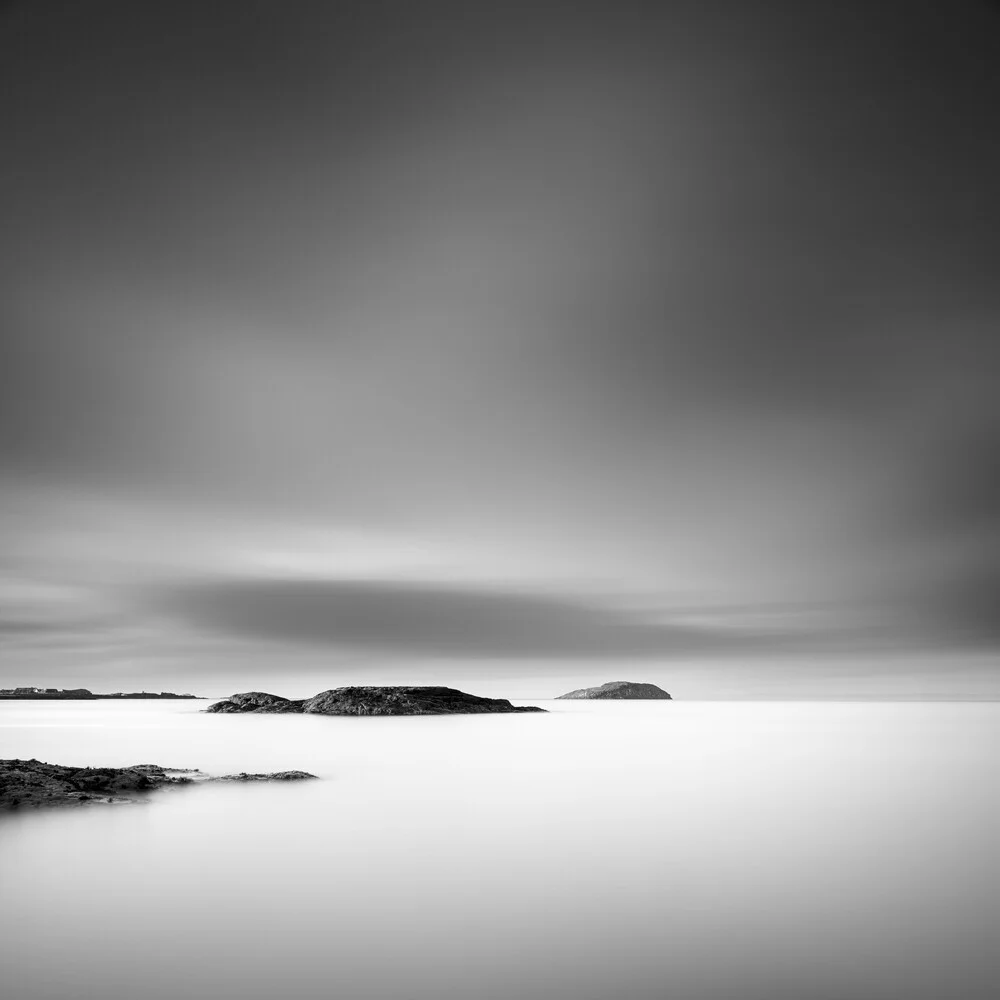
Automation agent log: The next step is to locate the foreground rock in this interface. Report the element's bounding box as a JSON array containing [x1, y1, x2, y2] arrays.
[[208, 686, 545, 715], [556, 681, 672, 700], [0, 759, 316, 810]]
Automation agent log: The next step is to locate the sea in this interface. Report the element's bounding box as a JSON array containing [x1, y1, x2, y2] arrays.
[[2, 699, 998, 1000]]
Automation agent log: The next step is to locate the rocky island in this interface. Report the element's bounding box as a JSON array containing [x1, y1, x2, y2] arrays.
[[207, 686, 545, 715], [1, 759, 316, 810], [556, 681, 672, 699], [0, 687, 202, 700]]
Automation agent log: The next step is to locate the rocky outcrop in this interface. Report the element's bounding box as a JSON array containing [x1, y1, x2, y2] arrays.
[[1, 760, 195, 809], [0, 759, 316, 810], [207, 686, 545, 715], [205, 691, 305, 713], [303, 686, 544, 715], [556, 681, 672, 700]]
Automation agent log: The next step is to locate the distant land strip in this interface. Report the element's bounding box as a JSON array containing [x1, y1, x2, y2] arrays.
[[0, 687, 202, 700]]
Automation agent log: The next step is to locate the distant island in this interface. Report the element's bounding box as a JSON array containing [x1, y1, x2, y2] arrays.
[[1, 759, 315, 810], [0, 687, 202, 700], [556, 681, 672, 700], [207, 686, 545, 715]]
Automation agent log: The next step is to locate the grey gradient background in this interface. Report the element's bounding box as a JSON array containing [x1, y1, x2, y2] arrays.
[[2, 0, 999, 696]]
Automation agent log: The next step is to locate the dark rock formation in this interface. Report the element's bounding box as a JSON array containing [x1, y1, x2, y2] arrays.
[[0, 759, 194, 809], [207, 686, 545, 715], [556, 681, 672, 700], [304, 686, 545, 715], [0, 759, 317, 810], [205, 691, 305, 713]]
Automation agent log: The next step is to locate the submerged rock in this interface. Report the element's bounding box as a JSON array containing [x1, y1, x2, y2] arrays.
[[0, 759, 317, 811], [556, 681, 672, 700], [207, 686, 545, 716]]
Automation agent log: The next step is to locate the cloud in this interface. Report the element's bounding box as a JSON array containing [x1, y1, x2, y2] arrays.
[[142, 569, 1000, 664], [144, 577, 816, 660]]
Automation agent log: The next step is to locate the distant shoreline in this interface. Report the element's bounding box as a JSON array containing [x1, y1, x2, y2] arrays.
[[0, 688, 203, 701]]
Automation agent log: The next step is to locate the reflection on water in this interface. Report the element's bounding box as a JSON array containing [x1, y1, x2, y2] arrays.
[[2, 699, 999, 1000]]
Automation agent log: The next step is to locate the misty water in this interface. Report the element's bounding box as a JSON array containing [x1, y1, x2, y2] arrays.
[[2, 699, 999, 1000]]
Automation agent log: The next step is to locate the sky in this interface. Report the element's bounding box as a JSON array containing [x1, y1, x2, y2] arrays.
[[1, 0, 999, 698]]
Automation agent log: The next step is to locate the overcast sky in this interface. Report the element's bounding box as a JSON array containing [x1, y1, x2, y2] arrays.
[[1, 1, 998, 697]]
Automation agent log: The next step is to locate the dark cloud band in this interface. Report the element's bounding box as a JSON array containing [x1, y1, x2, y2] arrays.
[[146, 577, 793, 659]]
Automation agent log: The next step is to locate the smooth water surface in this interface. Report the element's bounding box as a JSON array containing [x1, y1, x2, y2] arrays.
[[2, 700, 999, 1000]]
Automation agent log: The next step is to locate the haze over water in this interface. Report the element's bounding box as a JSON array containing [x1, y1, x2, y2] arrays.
[[3, 698, 999, 1000]]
